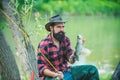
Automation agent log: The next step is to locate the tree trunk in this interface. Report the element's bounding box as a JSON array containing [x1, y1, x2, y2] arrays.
[[0, 29, 21, 80], [1, 0, 39, 80]]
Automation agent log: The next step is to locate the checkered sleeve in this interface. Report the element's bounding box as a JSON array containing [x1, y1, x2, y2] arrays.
[[65, 37, 75, 61], [37, 43, 49, 77]]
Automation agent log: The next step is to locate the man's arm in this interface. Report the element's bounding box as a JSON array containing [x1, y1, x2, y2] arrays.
[[43, 69, 58, 77], [43, 69, 64, 79]]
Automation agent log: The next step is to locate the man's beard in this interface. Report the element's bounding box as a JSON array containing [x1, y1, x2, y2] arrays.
[[53, 31, 65, 42]]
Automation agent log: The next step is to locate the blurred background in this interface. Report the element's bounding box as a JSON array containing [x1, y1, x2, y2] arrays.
[[0, 0, 120, 80]]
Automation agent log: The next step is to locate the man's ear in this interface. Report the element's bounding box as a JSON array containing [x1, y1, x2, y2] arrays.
[[50, 26, 53, 31]]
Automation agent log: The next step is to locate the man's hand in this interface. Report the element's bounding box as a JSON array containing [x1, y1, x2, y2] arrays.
[[69, 54, 76, 64], [43, 69, 63, 79], [55, 71, 64, 79]]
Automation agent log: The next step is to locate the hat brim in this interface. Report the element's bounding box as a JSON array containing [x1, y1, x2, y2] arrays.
[[45, 20, 67, 31]]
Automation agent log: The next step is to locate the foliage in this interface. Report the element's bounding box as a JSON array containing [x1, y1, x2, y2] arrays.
[[32, 0, 120, 16], [1, 0, 40, 79], [100, 73, 112, 80], [26, 12, 48, 49], [10, 0, 33, 26], [0, 15, 8, 30]]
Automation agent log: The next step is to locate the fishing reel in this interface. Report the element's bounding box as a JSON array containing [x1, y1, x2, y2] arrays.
[[54, 76, 63, 80], [54, 71, 64, 80]]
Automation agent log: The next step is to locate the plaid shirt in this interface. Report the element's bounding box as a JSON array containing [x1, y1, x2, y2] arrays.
[[37, 33, 74, 80]]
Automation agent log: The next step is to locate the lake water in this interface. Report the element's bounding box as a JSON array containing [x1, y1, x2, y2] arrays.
[[65, 15, 120, 79]]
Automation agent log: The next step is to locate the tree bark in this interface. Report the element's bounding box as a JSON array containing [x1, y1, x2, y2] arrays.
[[0, 29, 21, 80], [1, 0, 39, 79]]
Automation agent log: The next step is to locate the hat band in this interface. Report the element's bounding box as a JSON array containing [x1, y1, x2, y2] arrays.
[[50, 16, 63, 22]]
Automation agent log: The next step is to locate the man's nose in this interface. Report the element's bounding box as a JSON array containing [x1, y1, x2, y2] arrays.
[[60, 27, 64, 31]]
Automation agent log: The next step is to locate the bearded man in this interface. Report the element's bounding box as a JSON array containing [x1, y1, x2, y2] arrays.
[[37, 15, 99, 80]]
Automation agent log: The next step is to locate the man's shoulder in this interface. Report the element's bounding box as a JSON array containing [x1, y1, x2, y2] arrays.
[[65, 36, 70, 41], [37, 39, 49, 49], [39, 37, 51, 46]]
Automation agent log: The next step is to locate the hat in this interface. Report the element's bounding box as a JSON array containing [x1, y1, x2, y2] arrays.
[[45, 15, 67, 31]]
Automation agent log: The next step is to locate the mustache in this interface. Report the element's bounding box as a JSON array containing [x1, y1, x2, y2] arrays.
[[57, 31, 65, 34]]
